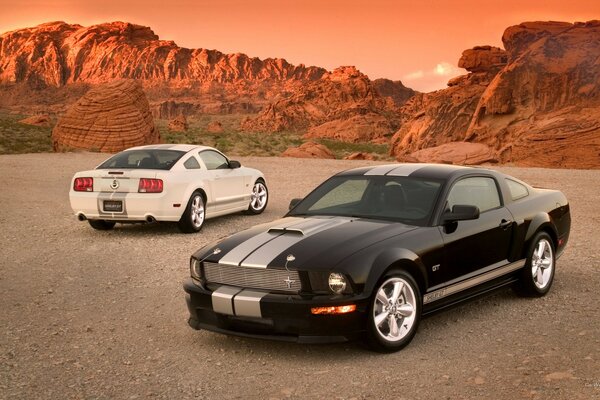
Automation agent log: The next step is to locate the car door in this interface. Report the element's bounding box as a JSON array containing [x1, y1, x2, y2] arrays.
[[437, 176, 514, 285], [197, 150, 247, 212]]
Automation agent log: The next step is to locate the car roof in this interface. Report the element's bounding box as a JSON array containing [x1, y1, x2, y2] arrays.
[[338, 163, 496, 180], [126, 144, 215, 153]]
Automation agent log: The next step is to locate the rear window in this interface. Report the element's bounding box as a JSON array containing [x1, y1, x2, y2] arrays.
[[97, 150, 185, 170]]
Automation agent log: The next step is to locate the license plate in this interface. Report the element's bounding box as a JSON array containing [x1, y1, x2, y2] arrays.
[[103, 200, 123, 212]]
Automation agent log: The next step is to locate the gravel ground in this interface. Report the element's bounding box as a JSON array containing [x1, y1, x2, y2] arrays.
[[1, 153, 599, 400]]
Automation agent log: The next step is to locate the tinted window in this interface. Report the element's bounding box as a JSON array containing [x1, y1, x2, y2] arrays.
[[184, 156, 201, 170], [289, 175, 443, 226], [97, 150, 185, 170], [446, 177, 501, 213], [506, 179, 529, 200], [199, 150, 229, 170]]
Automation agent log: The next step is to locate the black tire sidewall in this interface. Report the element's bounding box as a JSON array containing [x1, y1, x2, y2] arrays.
[[367, 270, 422, 353]]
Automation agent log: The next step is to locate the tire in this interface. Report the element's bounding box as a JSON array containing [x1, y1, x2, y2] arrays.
[[515, 232, 555, 297], [88, 220, 115, 230], [178, 192, 205, 233], [366, 270, 421, 352], [246, 179, 268, 215]]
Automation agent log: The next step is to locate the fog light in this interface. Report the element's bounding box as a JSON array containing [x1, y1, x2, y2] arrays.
[[328, 272, 347, 294], [190, 257, 201, 280], [311, 305, 356, 315]]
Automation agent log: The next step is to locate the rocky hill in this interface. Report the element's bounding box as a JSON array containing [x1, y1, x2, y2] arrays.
[[391, 21, 600, 168], [0, 21, 413, 121], [241, 66, 410, 143]]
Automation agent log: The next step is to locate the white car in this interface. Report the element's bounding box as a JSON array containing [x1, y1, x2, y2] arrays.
[[69, 144, 268, 233]]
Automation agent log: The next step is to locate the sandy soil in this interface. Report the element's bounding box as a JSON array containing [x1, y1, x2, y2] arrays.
[[1, 153, 599, 399]]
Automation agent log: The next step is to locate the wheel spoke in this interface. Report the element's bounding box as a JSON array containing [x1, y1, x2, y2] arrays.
[[397, 303, 414, 317], [374, 311, 390, 328], [376, 288, 388, 305], [536, 241, 546, 258], [391, 281, 404, 304], [389, 315, 399, 337], [540, 258, 552, 269], [536, 266, 544, 285]]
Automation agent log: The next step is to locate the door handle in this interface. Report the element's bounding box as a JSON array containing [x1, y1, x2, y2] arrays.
[[499, 219, 513, 229]]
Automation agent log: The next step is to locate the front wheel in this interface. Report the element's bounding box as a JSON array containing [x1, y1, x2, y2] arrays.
[[88, 220, 115, 230], [246, 180, 268, 215], [178, 192, 205, 233], [515, 232, 555, 297], [366, 271, 421, 352]]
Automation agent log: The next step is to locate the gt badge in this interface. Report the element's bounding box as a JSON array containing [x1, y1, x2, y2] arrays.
[[110, 180, 119, 190]]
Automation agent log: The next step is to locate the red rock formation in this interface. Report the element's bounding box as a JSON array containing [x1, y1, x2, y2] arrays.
[[0, 21, 325, 87], [281, 142, 335, 159], [19, 114, 52, 127], [401, 142, 497, 165], [242, 66, 408, 143], [52, 80, 159, 152], [206, 121, 224, 133], [392, 20, 600, 168], [344, 152, 375, 161], [168, 115, 188, 132]]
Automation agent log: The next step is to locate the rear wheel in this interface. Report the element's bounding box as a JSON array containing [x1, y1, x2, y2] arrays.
[[515, 232, 555, 297], [246, 180, 268, 214], [88, 220, 116, 230], [366, 270, 421, 352], [178, 192, 205, 233]]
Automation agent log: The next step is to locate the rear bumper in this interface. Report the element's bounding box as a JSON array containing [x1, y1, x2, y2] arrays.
[[183, 280, 370, 343], [70, 191, 183, 222]]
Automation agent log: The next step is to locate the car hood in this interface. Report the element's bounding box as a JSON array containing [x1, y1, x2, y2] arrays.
[[197, 216, 418, 271]]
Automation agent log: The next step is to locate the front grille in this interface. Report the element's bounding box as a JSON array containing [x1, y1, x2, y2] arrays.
[[203, 262, 301, 293]]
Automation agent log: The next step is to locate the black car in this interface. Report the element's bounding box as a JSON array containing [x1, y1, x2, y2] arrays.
[[183, 164, 570, 352]]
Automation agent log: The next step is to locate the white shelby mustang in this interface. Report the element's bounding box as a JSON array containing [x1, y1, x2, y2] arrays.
[[69, 144, 268, 233]]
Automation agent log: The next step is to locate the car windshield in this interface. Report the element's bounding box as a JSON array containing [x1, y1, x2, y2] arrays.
[[97, 150, 186, 170], [288, 175, 443, 226]]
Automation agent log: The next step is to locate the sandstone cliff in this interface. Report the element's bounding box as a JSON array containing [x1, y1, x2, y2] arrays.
[[241, 66, 411, 143], [391, 21, 600, 169]]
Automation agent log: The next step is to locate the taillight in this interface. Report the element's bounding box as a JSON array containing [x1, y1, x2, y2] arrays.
[[73, 177, 93, 192], [138, 178, 163, 193]]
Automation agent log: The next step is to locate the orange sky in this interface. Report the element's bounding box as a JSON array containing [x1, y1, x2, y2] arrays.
[[0, 0, 598, 91]]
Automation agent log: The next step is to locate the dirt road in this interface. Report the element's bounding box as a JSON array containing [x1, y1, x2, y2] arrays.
[[1, 153, 599, 399]]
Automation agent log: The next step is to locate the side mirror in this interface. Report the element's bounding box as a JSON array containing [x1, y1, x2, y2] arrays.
[[228, 160, 241, 169], [289, 198, 302, 210], [441, 204, 480, 224]]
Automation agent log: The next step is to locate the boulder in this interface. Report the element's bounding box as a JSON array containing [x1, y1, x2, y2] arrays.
[[19, 114, 52, 127], [168, 115, 188, 131], [206, 121, 224, 133], [406, 142, 497, 165], [51, 80, 160, 152], [281, 142, 335, 159]]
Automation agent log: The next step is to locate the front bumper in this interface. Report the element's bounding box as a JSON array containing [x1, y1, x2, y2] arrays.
[[183, 280, 370, 343]]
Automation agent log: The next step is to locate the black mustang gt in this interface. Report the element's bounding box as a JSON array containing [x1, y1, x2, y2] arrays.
[[183, 164, 570, 352]]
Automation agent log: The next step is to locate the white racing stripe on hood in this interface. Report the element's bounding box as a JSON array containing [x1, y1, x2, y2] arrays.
[[218, 216, 352, 268], [240, 217, 352, 269], [218, 217, 306, 266]]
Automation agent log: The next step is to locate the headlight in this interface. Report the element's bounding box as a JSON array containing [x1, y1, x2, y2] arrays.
[[190, 257, 201, 281], [328, 272, 347, 294]]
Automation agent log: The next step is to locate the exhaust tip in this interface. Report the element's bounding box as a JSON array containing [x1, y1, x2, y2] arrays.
[[77, 214, 87, 221], [145, 215, 156, 223]]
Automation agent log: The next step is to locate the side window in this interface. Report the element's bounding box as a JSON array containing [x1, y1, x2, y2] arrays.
[[183, 156, 201, 170], [199, 151, 229, 170], [446, 177, 501, 213], [506, 179, 529, 200]]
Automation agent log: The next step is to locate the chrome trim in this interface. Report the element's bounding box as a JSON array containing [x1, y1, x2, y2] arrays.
[[423, 259, 526, 305], [211, 286, 241, 315], [233, 290, 266, 318], [203, 262, 301, 293]]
